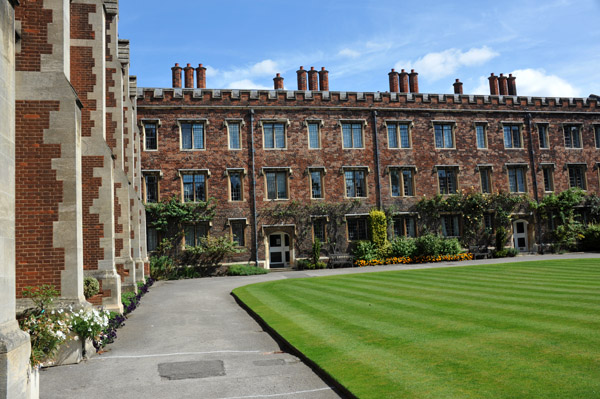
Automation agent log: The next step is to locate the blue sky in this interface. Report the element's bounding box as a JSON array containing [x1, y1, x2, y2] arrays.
[[119, 0, 600, 97]]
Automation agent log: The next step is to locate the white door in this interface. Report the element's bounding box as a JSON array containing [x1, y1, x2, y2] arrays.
[[513, 220, 528, 252], [269, 233, 290, 268]]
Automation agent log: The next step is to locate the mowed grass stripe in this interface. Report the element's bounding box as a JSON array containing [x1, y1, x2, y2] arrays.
[[234, 259, 600, 399]]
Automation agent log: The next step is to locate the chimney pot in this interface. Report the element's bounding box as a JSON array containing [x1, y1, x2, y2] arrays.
[[453, 79, 463, 95], [308, 67, 318, 90], [318, 67, 329, 91], [498, 73, 508, 95], [399, 69, 409, 93], [273, 73, 284, 90], [297, 66, 307, 90], [388, 68, 399, 93], [184, 63, 194, 88], [196, 63, 207, 89], [507, 74, 517, 95], [171, 63, 183, 88], [409, 70, 419, 93], [488, 73, 499, 95]]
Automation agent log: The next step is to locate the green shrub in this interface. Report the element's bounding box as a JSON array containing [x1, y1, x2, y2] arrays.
[[438, 238, 462, 255], [227, 264, 268, 276], [121, 291, 137, 308], [493, 248, 519, 258], [353, 240, 378, 261], [296, 259, 310, 270], [83, 276, 100, 299], [495, 226, 508, 250], [389, 237, 416, 258], [414, 234, 442, 257], [150, 255, 175, 280], [312, 239, 322, 265], [369, 209, 387, 248], [314, 261, 327, 269], [581, 224, 600, 251], [376, 241, 393, 259]]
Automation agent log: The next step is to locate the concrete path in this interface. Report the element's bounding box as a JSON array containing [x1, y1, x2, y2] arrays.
[[40, 253, 600, 399]]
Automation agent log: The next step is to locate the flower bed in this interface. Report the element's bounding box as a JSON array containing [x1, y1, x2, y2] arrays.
[[355, 252, 473, 267]]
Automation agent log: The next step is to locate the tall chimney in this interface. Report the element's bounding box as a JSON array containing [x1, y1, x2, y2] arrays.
[[499, 73, 508, 95], [184, 63, 194, 88], [409, 69, 419, 93], [273, 73, 284, 90], [297, 66, 307, 90], [318, 67, 329, 91], [388, 69, 399, 93], [196, 63, 206, 89], [399, 69, 409, 93], [488, 73, 499, 95], [507, 74, 517, 95], [453, 79, 463, 95], [171, 63, 182, 88], [308, 67, 318, 91]]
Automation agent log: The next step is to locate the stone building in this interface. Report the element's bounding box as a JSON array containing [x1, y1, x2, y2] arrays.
[[138, 65, 600, 268], [1, 0, 148, 396]]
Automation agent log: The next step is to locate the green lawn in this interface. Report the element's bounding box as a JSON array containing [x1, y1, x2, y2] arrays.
[[233, 259, 600, 399]]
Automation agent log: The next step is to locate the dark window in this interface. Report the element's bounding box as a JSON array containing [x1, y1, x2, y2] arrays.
[[147, 227, 157, 252], [184, 223, 208, 247], [308, 123, 320, 149], [442, 215, 460, 237], [480, 168, 491, 194], [348, 218, 368, 241], [434, 124, 454, 148], [387, 123, 410, 148], [230, 172, 242, 201], [483, 213, 494, 234], [145, 174, 158, 203], [310, 171, 323, 199], [393, 216, 416, 238], [390, 169, 414, 197], [144, 123, 157, 150], [264, 123, 286, 149], [266, 171, 288, 200], [508, 167, 526, 193], [564, 125, 582, 148], [595, 126, 600, 148], [231, 221, 245, 246], [542, 167, 554, 192], [183, 173, 206, 202], [568, 165, 586, 189], [476, 125, 487, 149], [342, 123, 363, 148], [538, 125, 549, 149], [313, 219, 326, 242], [181, 122, 204, 149], [503, 125, 522, 148], [438, 168, 458, 194], [345, 170, 367, 198], [229, 123, 241, 149]]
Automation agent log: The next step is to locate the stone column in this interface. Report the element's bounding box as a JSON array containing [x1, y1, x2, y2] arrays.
[[0, 2, 32, 397]]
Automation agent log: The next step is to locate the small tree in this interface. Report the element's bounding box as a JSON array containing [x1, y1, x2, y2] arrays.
[[368, 209, 387, 248]]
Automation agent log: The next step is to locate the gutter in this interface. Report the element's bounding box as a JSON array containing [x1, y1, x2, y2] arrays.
[[249, 109, 259, 266], [372, 110, 383, 209]]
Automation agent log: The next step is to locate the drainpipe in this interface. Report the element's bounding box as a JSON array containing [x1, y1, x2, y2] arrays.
[[372, 110, 383, 209], [249, 109, 259, 266], [525, 113, 541, 252]]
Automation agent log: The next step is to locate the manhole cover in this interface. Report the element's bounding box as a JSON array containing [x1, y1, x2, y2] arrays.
[[253, 359, 286, 367], [158, 360, 225, 380]]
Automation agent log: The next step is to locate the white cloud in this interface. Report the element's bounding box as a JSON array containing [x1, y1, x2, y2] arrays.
[[395, 46, 499, 81], [249, 59, 279, 76], [471, 68, 582, 97], [338, 48, 361, 58], [226, 79, 271, 90]]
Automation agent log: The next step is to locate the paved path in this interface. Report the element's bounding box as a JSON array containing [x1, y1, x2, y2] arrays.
[[40, 253, 600, 399]]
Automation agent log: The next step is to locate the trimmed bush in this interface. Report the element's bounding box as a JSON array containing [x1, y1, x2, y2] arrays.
[[438, 238, 462, 255], [368, 209, 387, 248], [227, 264, 268, 276], [414, 234, 442, 257], [296, 259, 327, 270], [389, 237, 416, 258], [353, 240, 378, 261], [83, 276, 100, 299], [493, 248, 519, 258]]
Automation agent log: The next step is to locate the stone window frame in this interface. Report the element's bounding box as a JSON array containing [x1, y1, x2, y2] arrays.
[[344, 213, 369, 242], [260, 119, 290, 150], [341, 166, 370, 198], [177, 118, 209, 151], [261, 167, 292, 201], [305, 119, 323, 150], [501, 121, 525, 149], [536, 122, 550, 150], [441, 214, 461, 238], [307, 166, 326, 200], [474, 121, 488, 150], [539, 163, 555, 193], [140, 118, 161, 151], [562, 123, 583, 149], [433, 165, 460, 195], [184, 222, 210, 247], [142, 169, 162, 204], [339, 119, 367, 149], [147, 227, 158, 253], [224, 168, 247, 202], [310, 215, 329, 243], [475, 164, 493, 194], [566, 163, 587, 190], [432, 120, 456, 149], [391, 212, 418, 238], [224, 118, 245, 151], [505, 163, 529, 193], [386, 165, 417, 197], [594, 124, 600, 149], [384, 120, 413, 149], [226, 218, 249, 247], [177, 169, 211, 203]]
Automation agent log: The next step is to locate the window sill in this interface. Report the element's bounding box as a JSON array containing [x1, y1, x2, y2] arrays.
[[144, 149, 159, 152], [434, 147, 456, 150], [228, 148, 243, 151], [388, 147, 412, 150], [264, 148, 288, 150], [180, 148, 206, 151]]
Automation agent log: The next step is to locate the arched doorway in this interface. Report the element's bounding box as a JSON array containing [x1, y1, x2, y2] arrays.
[[269, 232, 290, 268], [513, 219, 528, 252]]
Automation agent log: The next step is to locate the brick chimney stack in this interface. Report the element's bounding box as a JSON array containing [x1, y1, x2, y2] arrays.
[[453, 79, 463, 95], [388, 69, 399, 93], [488, 73, 499, 95], [297, 66, 307, 90], [184, 63, 194, 88], [318, 67, 329, 91], [507, 74, 517, 95], [273, 73, 284, 90], [308, 67, 318, 91], [499, 73, 508, 95], [409, 69, 419, 93], [196, 64, 206, 89], [171, 63, 182, 88], [399, 69, 409, 93]]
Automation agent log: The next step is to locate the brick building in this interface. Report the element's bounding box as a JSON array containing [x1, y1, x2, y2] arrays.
[[138, 66, 600, 268]]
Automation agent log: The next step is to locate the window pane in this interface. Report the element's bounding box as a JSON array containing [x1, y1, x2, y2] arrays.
[[185, 225, 195, 247], [444, 125, 453, 148], [435, 125, 444, 148], [402, 170, 413, 196], [342, 124, 352, 148], [539, 125, 548, 148], [193, 124, 204, 149], [572, 127, 581, 148], [230, 173, 242, 201], [276, 172, 287, 199], [517, 168, 525, 192], [308, 123, 320, 149], [313, 220, 325, 242], [145, 123, 157, 150], [399, 125, 410, 148], [145, 175, 158, 203], [508, 169, 517, 192], [355, 171, 366, 197], [480, 169, 490, 194], [264, 124, 274, 148], [195, 174, 206, 201], [147, 228, 157, 252], [229, 123, 240, 149], [406, 218, 416, 237], [353, 124, 363, 148], [266, 172, 276, 199], [595, 126, 600, 148], [393, 217, 404, 237], [274, 123, 285, 148], [512, 126, 521, 148], [438, 169, 447, 194], [311, 171, 322, 198], [196, 224, 208, 239], [543, 168, 553, 192], [183, 174, 193, 202], [476, 125, 486, 149], [232, 222, 244, 246], [390, 170, 400, 197], [503, 126, 512, 148], [345, 171, 355, 197], [182, 123, 192, 149], [388, 125, 398, 148]]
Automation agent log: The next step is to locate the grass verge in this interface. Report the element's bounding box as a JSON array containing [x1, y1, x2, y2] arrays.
[[233, 259, 600, 399]]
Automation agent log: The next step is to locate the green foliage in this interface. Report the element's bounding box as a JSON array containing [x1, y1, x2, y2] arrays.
[[536, 189, 586, 251], [227, 264, 268, 276], [83, 277, 99, 299], [552, 222, 584, 252], [22, 284, 59, 313], [296, 259, 327, 270], [352, 241, 378, 261], [389, 237, 417, 258], [70, 308, 109, 345], [495, 226, 508, 250], [581, 224, 600, 251], [311, 238, 322, 265], [121, 291, 137, 308], [368, 209, 388, 248], [414, 234, 442, 257], [492, 248, 519, 258], [150, 255, 176, 280], [180, 235, 246, 266], [438, 238, 462, 255]]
